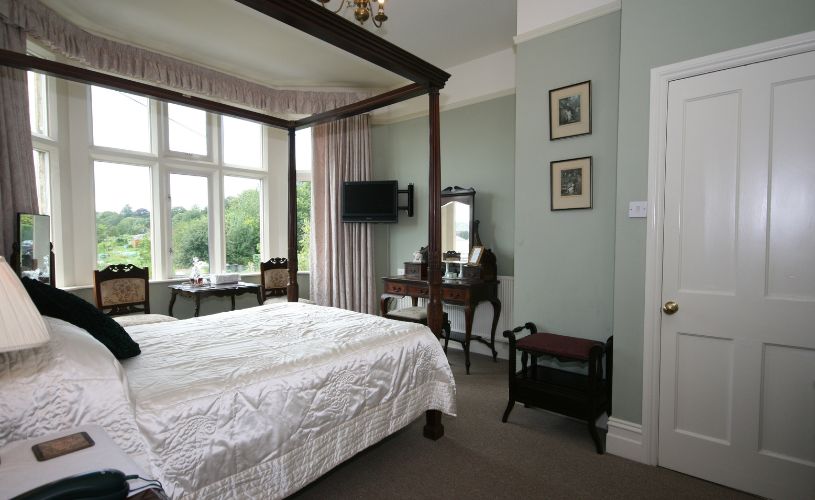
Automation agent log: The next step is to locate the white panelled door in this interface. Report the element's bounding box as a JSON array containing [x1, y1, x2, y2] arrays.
[[659, 50, 815, 499]]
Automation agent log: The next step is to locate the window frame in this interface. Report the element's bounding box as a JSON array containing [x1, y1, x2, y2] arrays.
[[220, 114, 268, 171], [161, 101, 216, 163], [91, 159, 156, 276], [221, 172, 265, 274]]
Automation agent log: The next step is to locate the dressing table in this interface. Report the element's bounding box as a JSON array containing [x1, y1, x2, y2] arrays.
[[380, 187, 501, 374]]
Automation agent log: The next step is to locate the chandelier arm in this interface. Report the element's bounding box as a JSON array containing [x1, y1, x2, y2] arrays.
[[318, 0, 346, 14]]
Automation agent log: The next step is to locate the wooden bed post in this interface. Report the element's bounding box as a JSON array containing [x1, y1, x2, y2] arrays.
[[427, 88, 443, 338], [423, 409, 444, 440], [287, 127, 300, 302], [424, 88, 445, 441]]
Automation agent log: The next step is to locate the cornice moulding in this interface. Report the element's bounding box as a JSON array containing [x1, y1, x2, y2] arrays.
[[514, 1, 621, 45]]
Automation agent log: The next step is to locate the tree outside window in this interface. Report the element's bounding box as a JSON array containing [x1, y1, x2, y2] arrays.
[[224, 176, 261, 272]]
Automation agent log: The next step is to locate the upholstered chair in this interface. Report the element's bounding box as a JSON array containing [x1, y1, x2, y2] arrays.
[[260, 258, 313, 305], [93, 264, 177, 327]]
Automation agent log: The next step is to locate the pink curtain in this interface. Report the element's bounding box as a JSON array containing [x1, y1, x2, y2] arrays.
[[310, 115, 376, 314], [0, 20, 37, 259]]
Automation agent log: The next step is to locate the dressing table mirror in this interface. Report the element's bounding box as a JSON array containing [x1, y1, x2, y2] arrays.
[[440, 186, 475, 268], [11, 213, 55, 287]]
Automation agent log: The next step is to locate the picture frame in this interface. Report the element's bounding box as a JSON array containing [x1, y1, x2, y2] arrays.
[[550, 156, 592, 211], [549, 80, 591, 140], [468, 245, 484, 265]]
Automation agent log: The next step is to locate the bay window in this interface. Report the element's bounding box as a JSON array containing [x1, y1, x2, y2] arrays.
[[24, 71, 309, 287]]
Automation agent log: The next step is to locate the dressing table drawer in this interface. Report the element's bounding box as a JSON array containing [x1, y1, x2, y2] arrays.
[[408, 285, 429, 298], [442, 288, 467, 302], [384, 281, 407, 295]]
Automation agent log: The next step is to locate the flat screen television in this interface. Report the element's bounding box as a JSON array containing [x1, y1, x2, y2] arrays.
[[342, 180, 398, 223]]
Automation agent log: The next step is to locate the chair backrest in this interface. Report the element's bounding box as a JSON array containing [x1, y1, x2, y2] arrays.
[[93, 264, 150, 316], [260, 257, 289, 300]]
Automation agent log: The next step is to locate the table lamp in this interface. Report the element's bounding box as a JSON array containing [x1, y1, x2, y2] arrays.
[[0, 256, 50, 353]]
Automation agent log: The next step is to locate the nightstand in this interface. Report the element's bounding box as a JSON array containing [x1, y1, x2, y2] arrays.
[[0, 425, 167, 499]]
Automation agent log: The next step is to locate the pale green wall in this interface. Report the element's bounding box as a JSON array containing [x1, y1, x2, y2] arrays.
[[371, 94, 516, 289], [514, 13, 621, 345], [612, 0, 815, 423]]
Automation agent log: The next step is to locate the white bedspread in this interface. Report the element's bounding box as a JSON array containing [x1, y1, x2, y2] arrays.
[[122, 302, 456, 498]]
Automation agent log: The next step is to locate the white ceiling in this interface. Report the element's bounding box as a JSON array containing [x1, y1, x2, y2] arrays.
[[40, 0, 518, 90]]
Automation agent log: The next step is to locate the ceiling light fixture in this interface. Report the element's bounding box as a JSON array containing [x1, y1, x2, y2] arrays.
[[316, 0, 388, 28]]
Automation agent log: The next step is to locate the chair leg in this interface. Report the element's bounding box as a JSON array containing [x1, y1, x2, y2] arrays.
[[502, 399, 515, 423], [588, 419, 605, 454], [443, 319, 451, 353], [464, 339, 471, 375]]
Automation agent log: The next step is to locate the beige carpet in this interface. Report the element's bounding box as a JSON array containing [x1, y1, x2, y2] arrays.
[[292, 349, 755, 499]]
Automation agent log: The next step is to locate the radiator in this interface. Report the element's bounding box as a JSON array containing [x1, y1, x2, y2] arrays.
[[390, 275, 515, 342]]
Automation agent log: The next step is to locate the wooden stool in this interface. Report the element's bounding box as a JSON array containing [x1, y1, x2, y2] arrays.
[[502, 322, 613, 454]]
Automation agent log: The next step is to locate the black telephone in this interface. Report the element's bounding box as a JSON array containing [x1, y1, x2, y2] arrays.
[[12, 469, 129, 500]]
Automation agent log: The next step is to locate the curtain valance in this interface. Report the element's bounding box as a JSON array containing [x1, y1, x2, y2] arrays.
[[0, 0, 375, 116]]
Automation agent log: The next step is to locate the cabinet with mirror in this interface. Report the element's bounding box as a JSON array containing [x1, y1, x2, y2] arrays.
[[11, 213, 55, 287]]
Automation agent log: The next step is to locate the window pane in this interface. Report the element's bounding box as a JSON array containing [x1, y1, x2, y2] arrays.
[[224, 176, 261, 273], [295, 127, 312, 171], [170, 173, 210, 277], [223, 116, 262, 168], [91, 86, 151, 152], [296, 181, 311, 271], [32, 149, 50, 215], [27, 72, 48, 136], [94, 162, 152, 275], [168, 103, 207, 155]]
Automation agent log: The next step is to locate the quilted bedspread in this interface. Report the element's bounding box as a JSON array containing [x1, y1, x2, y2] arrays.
[[122, 302, 456, 498]]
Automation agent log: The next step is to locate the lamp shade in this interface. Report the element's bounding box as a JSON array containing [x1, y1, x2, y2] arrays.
[[0, 256, 50, 352]]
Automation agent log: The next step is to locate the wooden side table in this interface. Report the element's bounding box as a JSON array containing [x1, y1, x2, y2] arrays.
[[168, 281, 262, 317], [0, 425, 167, 499]]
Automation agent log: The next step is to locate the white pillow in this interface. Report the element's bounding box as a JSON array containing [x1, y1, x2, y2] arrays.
[[0, 317, 154, 471]]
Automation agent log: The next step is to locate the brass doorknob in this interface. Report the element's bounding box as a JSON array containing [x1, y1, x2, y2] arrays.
[[663, 301, 679, 315]]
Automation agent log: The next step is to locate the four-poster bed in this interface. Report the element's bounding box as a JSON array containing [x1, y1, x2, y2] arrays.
[[0, 0, 454, 496]]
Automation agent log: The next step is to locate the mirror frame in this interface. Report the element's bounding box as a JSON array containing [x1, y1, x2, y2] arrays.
[[440, 186, 476, 258]]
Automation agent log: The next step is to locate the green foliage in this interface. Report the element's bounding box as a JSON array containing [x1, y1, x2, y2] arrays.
[[171, 207, 209, 271], [95, 185, 306, 276], [296, 181, 311, 271], [224, 188, 260, 271], [96, 205, 152, 275]]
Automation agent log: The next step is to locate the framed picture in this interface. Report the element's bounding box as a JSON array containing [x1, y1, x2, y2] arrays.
[[550, 156, 592, 211], [468, 246, 484, 265], [549, 80, 591, 140]]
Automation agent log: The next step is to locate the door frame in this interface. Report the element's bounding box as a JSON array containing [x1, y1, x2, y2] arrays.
[[641, 30, 815, 466]]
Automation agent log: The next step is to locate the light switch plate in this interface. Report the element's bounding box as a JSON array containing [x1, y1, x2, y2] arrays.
[[628, 201, 647, 218]]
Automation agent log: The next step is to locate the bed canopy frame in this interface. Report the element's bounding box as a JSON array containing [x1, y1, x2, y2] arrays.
[[0, 0, 450, 439]]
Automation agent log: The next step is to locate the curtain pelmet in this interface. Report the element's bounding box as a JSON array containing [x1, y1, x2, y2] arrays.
[[0, 0, 375, 116]]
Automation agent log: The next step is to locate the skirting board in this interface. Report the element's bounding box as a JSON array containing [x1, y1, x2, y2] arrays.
[[606, 417, 648, 464]]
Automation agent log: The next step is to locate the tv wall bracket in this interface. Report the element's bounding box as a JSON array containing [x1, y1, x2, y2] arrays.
[[397, 184, 414, 217]]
